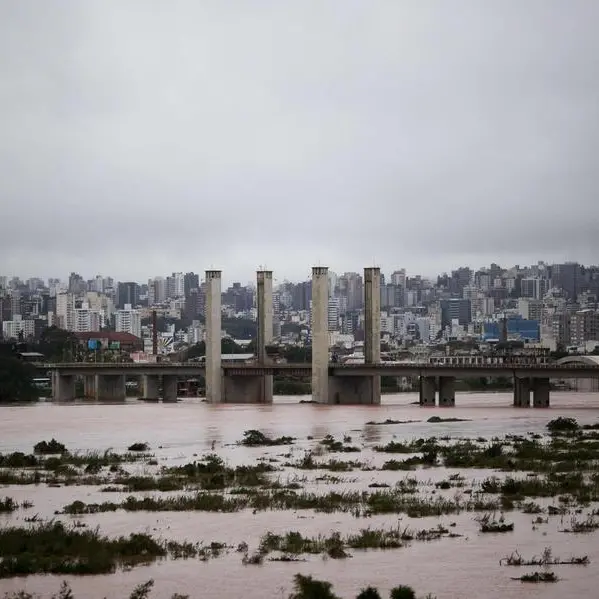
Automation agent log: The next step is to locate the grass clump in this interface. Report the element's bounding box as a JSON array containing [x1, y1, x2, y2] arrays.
[[33, 439, 66, 455], [365, 419, 419, 426], [516, 572, 558, 583], [127, 442, 149, 452], [240, 429, 294, 446], [546, 417, 578, 433], [320, 434, 361, 453], [0, 521, 166, 577], [0, 497, 19, 513], [477, 513, 514, 533]]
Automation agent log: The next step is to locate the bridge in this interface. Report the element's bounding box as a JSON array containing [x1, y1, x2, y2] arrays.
[[39, 267, 599, 407], [41, 355, 599, 407]]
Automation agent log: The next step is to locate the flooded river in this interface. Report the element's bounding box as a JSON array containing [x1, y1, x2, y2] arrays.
[[1, 391, 599, 599]]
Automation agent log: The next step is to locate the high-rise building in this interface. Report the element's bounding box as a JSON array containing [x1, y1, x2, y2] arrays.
[[184, 288, 201, 320], [552, 262, 580, 300], [166, 273, 185, 299], [117, 282, 140, 309], [570, 309, 599, 347], [56, 292, 75, 331], [521, 278, 549, 300], [73, 304, 102, 332], [390, 270, 406, 287], [184, 272, 200, 297], [148, 277, 166, 305], [115, 304, 141, 339], [440, 298, 472, 328], [328, 297, 340, 331]]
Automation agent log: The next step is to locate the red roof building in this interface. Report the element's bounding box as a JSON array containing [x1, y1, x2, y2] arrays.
[[74, 332, 143, 351]]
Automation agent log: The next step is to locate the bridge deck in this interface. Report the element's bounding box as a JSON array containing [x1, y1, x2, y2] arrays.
[[36, 362, 599, 379]]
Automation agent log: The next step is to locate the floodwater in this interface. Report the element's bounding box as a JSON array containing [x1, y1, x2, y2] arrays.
[[1, 392, 599, 599]]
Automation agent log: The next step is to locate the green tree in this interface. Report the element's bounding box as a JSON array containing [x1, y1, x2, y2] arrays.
[[0, 356, 38, 402], [222, 318, 257, 339], [356, 587, 382, 599], [36, 327, 79, 362], [283, 346, 311, 363], [288, 574, 340, 599], [389, 586, 416, 599], [221, 338, 246, 354]]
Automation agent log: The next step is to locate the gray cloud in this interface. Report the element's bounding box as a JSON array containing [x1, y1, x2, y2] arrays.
[[1, 0, 598, 284]]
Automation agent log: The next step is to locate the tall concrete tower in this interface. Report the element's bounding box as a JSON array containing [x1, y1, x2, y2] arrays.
[[205, 270, 222, 403], [256, 271, 273, 362], [256, 270, 274, 403], [364, 266, 381, 404], [364, 267, 381, 364], [311, 266, 329, 403]]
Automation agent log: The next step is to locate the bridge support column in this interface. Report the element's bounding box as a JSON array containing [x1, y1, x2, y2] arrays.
[[53, 373, 75, 401], [532, 378, 550, 408], [256, 270, 274, 404], [141, 375, 159, 400], [83, 375, 96, 399], [513, 377, 531, 407], [363, 267, 381, 405], [311, 266, 329, 403], [205, 270, 222, 403], [223, 375, 270, 403], [328, 376, 381, 405], [438, 376, 456, 406], [162, 376, 178, 402], [95, 375, 126, 401], [419, 376, 436, 406]]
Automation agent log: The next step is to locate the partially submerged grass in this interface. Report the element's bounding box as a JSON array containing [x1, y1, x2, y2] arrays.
[[0, 521, 229, 579], [515, 572, 558, 583], [477, 513, 514, 533], [33, 439, 67, 455], [255, 524, 459, 560], [61, 486, 500, 517], [239, 430, 294, 446], [320, 434, 361, 453], [365, 419, 420, 426], [0, 521, 166, 577], [500, 546, 589, 566], [0, 497, 18, 513]]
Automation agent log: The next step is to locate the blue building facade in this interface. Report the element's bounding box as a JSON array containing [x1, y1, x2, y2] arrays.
[[483, 318, 540, 342]]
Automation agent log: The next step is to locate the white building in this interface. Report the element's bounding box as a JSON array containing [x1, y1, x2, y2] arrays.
[[328, 297, 340, 331], [115, 304, 141, 338], [380, 312, 395, 335], [55, 292, 75, 331], [391, 269, 406, 287], [2, 315, 35, 340], [73, 303, 103, 332]]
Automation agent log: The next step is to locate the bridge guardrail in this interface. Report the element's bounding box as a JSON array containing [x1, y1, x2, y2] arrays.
[[37, 361, 598, 371]]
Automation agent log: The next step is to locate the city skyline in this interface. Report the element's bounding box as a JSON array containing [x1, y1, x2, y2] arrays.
[[0, 257, 596, 289], [2, 2, 599, 282]]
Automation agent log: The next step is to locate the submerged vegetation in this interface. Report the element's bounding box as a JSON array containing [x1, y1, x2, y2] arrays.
[[1, 416, 599, 593], [1, 574, 432, 599], [240, 429, 295, 446], [0, 521, 232, 579]]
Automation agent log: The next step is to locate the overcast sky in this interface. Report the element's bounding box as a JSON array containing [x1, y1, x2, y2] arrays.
[[1, 1, 598, 285]]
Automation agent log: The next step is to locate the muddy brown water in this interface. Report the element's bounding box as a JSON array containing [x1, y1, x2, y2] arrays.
[[1, 392, 599, 599]]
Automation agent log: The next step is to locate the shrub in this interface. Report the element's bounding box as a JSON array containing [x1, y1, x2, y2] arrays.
[[356, 587, 382, 599], [389, 586, 416, 599], [127, 442, 149, 452], [33, 439, 66, 454], [546, 417, 578, 433]]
